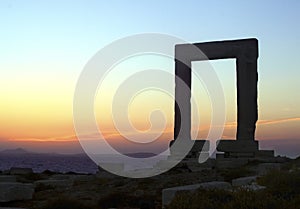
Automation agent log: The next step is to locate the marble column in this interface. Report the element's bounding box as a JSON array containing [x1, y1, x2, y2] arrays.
[[236, 53, 258, 141], [174, 58, 191, 142]]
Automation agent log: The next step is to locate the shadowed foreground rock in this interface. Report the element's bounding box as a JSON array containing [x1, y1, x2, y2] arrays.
[[0, 176, 16, 183], [0, 183, 34, 202], [9, 168, 33, 175], [162, 181, 232, 206]]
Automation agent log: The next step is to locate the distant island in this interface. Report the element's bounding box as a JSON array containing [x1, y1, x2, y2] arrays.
[[0, 148, 32, 155]]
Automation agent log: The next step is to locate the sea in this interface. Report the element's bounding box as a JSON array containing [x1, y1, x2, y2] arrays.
[[0, 153, 99, 174], [0, 151, 167, 174], [1, 139, 299, 174]]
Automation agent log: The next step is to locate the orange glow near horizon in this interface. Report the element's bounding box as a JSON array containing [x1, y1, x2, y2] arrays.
[[3, 118, 300, 143], [1, 58, 299, 152]]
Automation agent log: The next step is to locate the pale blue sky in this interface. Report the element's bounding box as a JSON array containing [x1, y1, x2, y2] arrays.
[[1, 1, 300, 65]]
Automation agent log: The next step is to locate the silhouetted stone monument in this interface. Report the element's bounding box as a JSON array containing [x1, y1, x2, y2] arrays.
[[171, 38, 274, 167]]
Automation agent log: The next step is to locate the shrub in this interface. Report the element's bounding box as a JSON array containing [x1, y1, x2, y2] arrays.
[[167, 169, 300, 209], [167, 189, 287, 209], [98, 192, 139, 209], [42, 196, 95, 209], [98, 191, 156, 209], [257, 169, 300, 199]]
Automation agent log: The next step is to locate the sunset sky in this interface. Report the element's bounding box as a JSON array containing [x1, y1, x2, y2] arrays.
[[0, 1, 299, 155]]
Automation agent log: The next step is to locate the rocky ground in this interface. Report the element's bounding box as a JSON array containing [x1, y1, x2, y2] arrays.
[[0, 156, 300, 209]]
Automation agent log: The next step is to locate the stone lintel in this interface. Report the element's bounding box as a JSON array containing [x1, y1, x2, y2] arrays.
[[175, 38, 258, 61]]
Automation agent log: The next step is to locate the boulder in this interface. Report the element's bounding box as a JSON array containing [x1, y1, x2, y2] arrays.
[[70, 175, 96, 182], [9, 167, 33, 175], [216, 157, 249, 169], [0, 183, 34, 202], [0, 176, 17, 183], [0, 208, 28, 209], [49, 174, 71, 180], [256, 163, 281, 175], [96, 171, 119, 179], [232, 176, 257, 187], [186, 158, 214, 172], [34, 180, 73, 189], [162, 181, 231, 206], [2, 170, 10, 175], [162, 184, 202, 206], [241, 183, 266, 191], [199, 181, 232, 190], [49, 174, 96, 182]]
